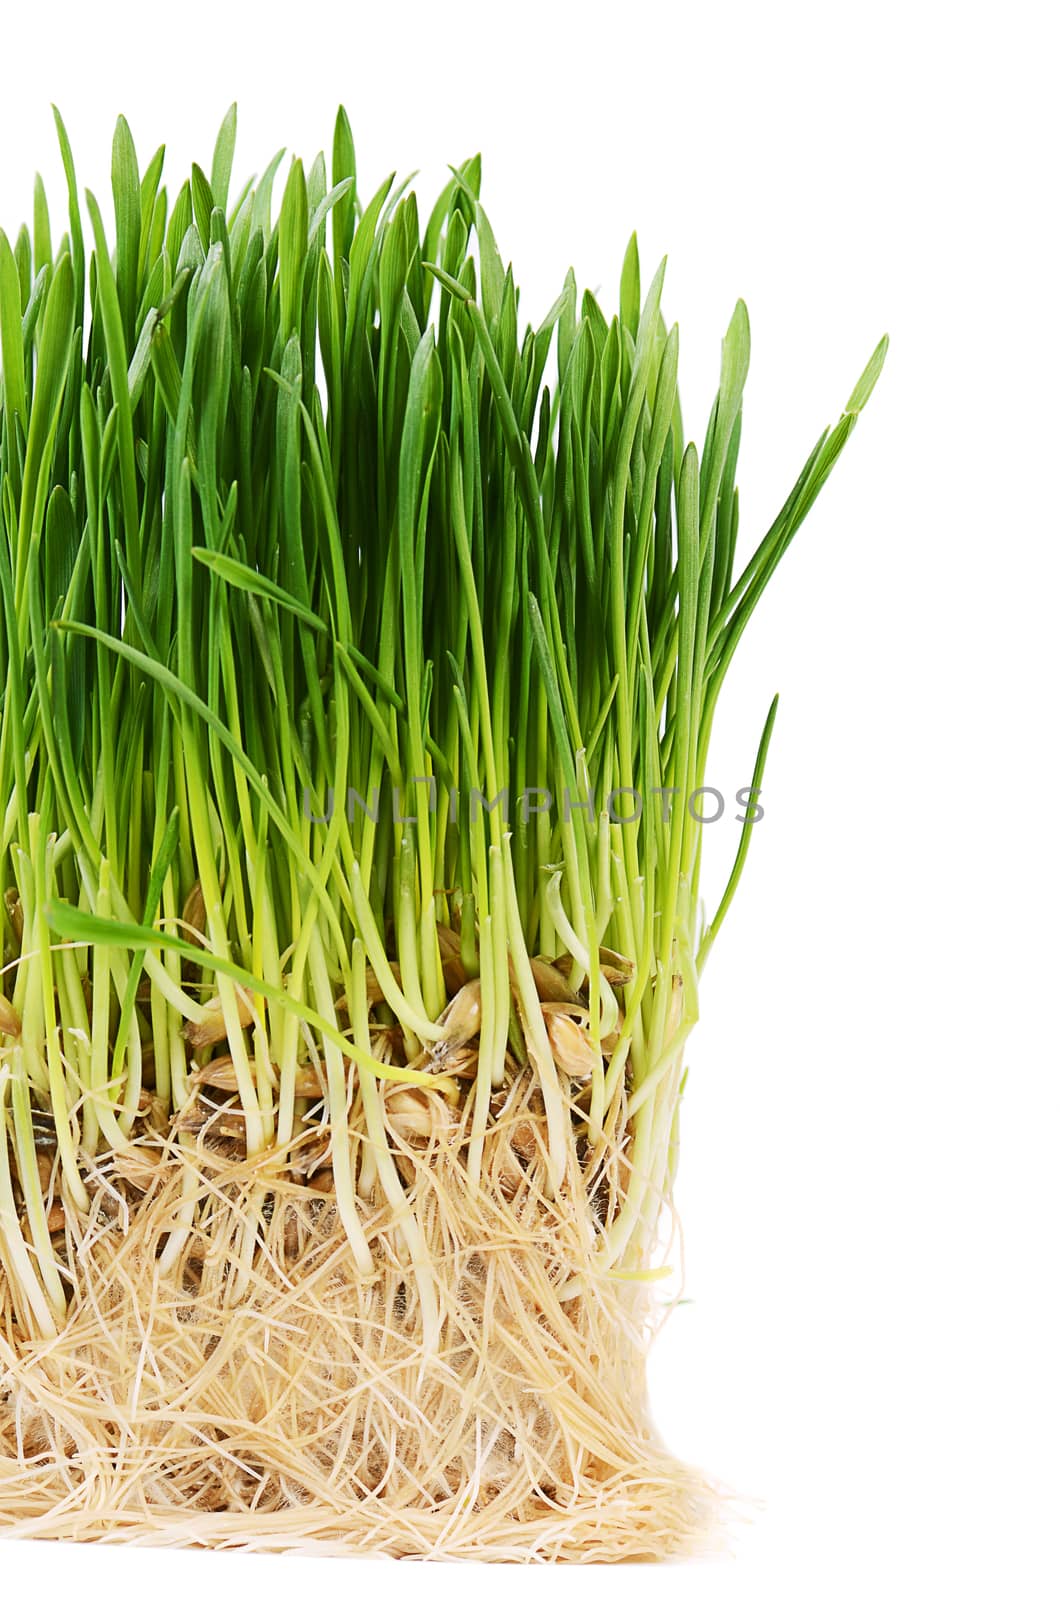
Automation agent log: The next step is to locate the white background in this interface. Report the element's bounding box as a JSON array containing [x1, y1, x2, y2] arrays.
[[1, 0, 1057, 1594]]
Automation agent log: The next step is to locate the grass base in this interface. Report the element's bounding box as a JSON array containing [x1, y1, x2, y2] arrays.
[[0, 1067, 714, 1560]]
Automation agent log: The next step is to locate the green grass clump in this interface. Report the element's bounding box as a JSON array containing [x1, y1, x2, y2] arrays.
[[0, 105, 884, 1553]]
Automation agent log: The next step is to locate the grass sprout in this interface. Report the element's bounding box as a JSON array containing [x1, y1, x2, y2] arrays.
[[0, 105, 885, 1558]]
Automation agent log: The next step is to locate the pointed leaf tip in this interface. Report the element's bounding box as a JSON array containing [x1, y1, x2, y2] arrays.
[[721, 297, 751, 395], [210, 102, 238, 211], [845, 333, 889, 415], [729, 297, 750, 342]]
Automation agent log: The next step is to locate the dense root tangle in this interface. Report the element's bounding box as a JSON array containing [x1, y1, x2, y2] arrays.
[[1, 1048, 713, 1559]]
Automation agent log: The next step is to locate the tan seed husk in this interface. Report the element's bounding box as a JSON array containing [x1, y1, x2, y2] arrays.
[[544, 1010, 600, 1078], [436, 979, 482, 1050], [4, 888, 23, 945], [112, 1146, 163, 1192], [173, 1102, 248, 1142], [137, 1091, 170, 1134], [0, 993, 21, 1038], [529, 957, 579, 1005], [190, 1056, 322, 1100], [553, 947, 635, 986], [182, 880, 207, 943], [385, 1086, 451, 1145], [288, 1133, 332, 1177], [183, 990, 256, 1048], [509, 1117, 539, 1162]]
